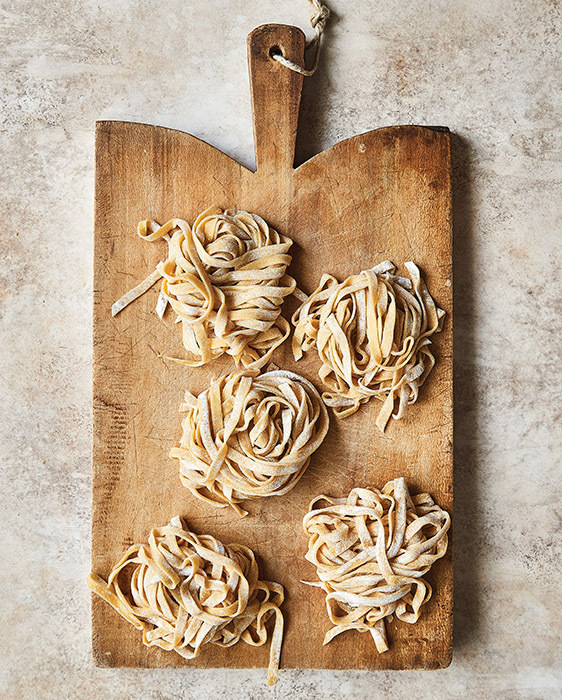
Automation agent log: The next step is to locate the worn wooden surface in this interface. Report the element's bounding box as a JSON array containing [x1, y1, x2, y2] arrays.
[[92, 23, 453, 671]]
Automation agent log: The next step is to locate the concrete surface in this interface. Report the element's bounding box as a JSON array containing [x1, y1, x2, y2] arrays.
[[1, 0, 561, 698]]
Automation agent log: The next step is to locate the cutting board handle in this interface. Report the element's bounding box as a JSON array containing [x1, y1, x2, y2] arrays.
[[248, 24, 305, 173]]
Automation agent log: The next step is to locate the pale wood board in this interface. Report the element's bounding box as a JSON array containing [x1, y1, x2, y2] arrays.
[[92, 24, 453, 671]]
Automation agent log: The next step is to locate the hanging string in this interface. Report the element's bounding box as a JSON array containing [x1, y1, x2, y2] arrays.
[[272, 0, 331, 76]]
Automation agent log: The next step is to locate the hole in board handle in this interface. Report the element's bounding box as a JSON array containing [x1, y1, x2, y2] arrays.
[[269, 45, 283, 59]]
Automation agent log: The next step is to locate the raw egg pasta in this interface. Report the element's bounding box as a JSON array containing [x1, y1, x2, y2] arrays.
[[112, 206, 297, 370], [170, 368, 329, 516], [292, 261, 445, 430], [87, 516, 284, 685], [302, 477, 450, 653]]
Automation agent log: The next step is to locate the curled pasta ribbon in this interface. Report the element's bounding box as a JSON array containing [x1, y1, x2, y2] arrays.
[[87, 516, 285, 685], [292, 261, 446, 431], [112, 206, 296, 370], [302, 478, 450, 653], [170, 369, 329, 516]]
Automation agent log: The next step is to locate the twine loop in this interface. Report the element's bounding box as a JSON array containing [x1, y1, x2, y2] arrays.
[[272, 0, 331, 76]]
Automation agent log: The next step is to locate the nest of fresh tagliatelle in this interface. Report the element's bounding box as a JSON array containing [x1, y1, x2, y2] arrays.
[[292, 260, 446, 431], [170, 368, 330, 516], [111, 206, 297, 370], [302, 477, 451, 654], [87, 516, 285, 685]]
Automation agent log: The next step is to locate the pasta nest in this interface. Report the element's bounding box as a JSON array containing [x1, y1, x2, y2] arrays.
[[87, 516, 284, 685], [170, 369, 330, 516], [113, 206, 296, 369], [292, 261, 445, 431], [302, 478, 450, 653]]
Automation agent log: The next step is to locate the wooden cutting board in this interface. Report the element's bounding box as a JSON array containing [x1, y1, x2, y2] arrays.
[[92, 24, 453, 671]]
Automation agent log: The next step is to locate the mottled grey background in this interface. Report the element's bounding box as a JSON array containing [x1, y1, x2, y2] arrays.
[[1, 0, 561, 698]]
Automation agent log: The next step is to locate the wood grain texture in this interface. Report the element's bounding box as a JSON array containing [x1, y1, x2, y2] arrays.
[[92, 24, 453, 671]]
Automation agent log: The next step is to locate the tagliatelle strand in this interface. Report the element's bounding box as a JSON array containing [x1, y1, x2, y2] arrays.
[[87, 516, 284, 685], [170, 369, 329, 516], [291, 261, 445, 430], [112, 206, 297, 370], [302, 477, 450, 653]]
